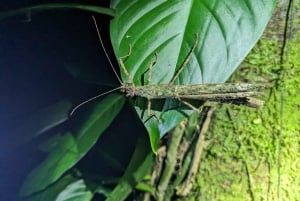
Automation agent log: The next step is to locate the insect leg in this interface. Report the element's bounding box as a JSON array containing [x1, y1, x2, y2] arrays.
[[119, 45, 134, 83], [148, 52, 158, 85], [169, 33, 199, 85], [144, 53, 160, 122], [177, 98, 206, 113], [142, 100, 161, 123]]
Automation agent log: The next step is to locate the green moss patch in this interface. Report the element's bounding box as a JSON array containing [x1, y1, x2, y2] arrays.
[[194, 10, 300, 201]]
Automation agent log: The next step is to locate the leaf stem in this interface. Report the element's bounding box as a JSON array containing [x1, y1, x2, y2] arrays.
[[0, 3, 115, 20]]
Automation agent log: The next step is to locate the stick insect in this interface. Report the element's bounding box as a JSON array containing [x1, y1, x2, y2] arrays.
[[70, 17, 264, 117]]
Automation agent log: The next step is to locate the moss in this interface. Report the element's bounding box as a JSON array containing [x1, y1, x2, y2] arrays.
[[193, 6, 300, 201]]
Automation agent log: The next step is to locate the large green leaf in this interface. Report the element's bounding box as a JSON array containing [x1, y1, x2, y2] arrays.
[[20, 132, 79, 196], [20, 94, 125, 196], [110, 0, 276, 151]]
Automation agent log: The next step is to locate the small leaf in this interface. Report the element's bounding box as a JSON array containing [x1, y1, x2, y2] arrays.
[[135, 182, 154, 193], [55, 180, 93, 201]]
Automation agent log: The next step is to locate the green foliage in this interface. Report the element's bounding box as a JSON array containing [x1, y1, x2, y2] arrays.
[[20, 94, 125, 196], [106, 137, 153, 201], [25, 174, 97, 201], [110, 0, 276, 152], [54, 179, 93, 201]]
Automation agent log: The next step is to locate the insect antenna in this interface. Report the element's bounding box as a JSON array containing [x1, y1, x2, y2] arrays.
[[69, 16, 122, 116], [92, 16, 122, 84], [69, 86, 122, 116]]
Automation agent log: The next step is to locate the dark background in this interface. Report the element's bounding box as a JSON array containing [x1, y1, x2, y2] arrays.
[[0, 1, 145, 200]]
